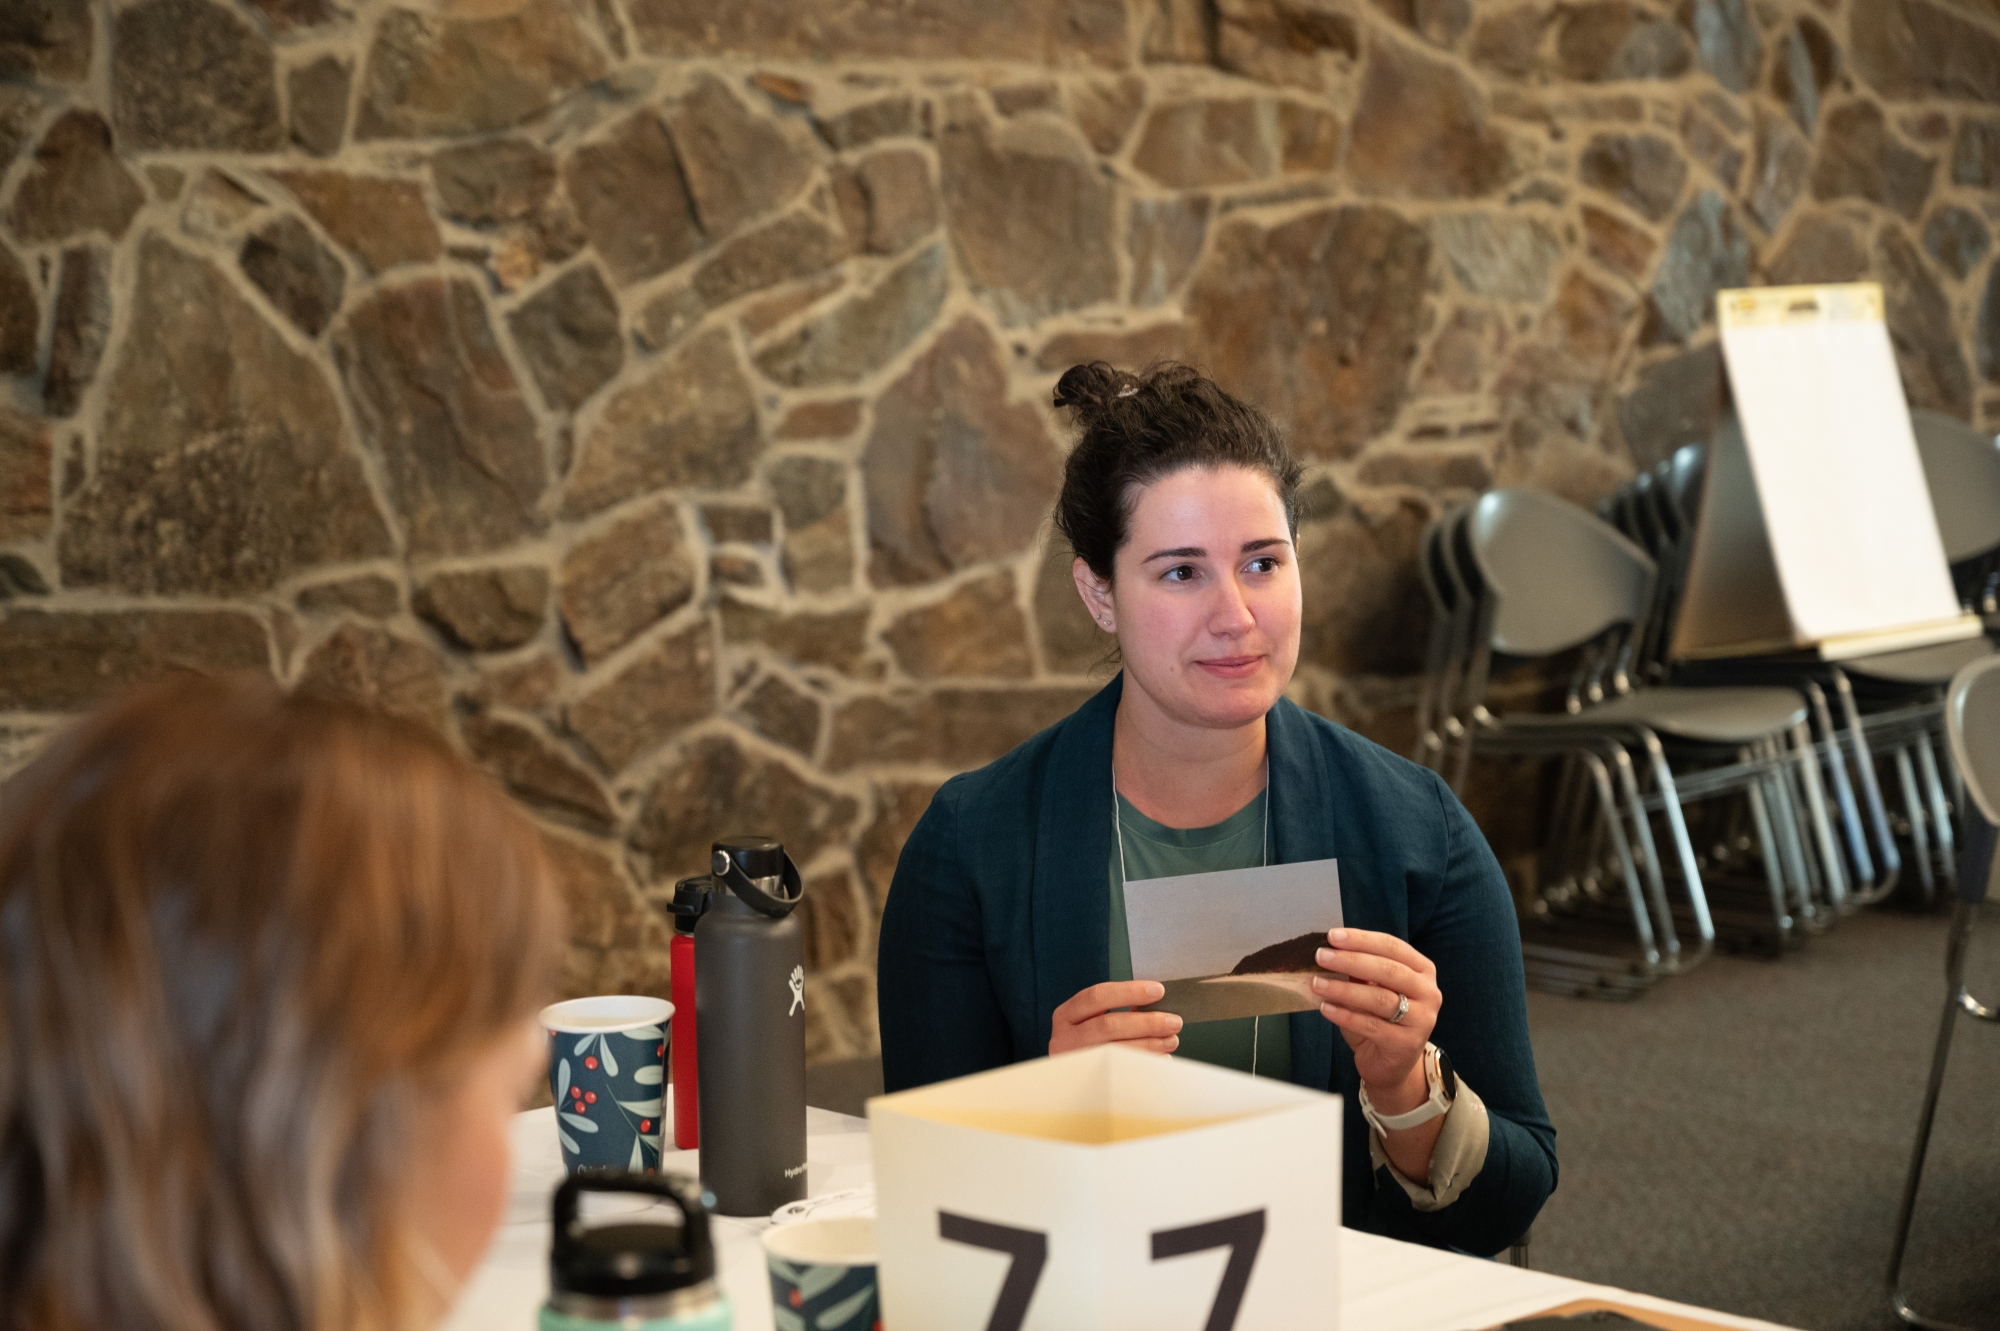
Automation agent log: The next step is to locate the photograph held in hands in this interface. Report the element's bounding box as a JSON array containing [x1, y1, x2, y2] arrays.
[[1123, 859, 1344, 1024]]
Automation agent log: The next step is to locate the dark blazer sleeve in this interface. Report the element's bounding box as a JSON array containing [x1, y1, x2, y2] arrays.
[[876, 780, 1014, 1094], [1371, 772, 1558, 1255]]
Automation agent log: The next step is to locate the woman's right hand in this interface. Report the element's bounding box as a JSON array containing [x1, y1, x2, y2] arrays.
[[1048, 981, 1183, 1056]]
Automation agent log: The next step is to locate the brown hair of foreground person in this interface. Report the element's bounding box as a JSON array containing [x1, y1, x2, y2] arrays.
[[0, 672, 563, 1331]]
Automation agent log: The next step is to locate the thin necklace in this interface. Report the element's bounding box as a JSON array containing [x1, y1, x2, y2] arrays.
[[1112, 757, 1271, 1074]]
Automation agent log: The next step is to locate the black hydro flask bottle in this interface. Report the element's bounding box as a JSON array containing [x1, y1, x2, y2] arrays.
[[693, 835, 807, 1217]]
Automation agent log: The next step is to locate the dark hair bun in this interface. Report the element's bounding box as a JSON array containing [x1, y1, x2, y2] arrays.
[[1053, 362, 1136, 413]]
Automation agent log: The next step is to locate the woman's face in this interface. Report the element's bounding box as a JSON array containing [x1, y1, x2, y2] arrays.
[[1078, 464, 1302, 731], [404, 1017, 547, 1313]]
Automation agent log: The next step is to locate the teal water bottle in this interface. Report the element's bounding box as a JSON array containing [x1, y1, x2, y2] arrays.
[[539, 1173, 733, 1331]]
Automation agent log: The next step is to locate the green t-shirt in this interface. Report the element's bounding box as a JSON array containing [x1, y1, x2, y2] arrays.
[[1107, 789, 1292, 1081]]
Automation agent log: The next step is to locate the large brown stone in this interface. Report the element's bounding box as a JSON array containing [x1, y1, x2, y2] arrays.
[[566, 623, 716, 773], [1555, 2, 1693, 81], [796, 866, 865, 970], [1297, 495, 1430, 677], [1687, 0, 1758, 93], [1414, 306, 1506, 396], [564, 112, 704, 287], [62, 238, 391, 596], [633, 731, 860, 882], [1348, 32, 1512, 199], [240, 216, 345, 339], [296, 624, 448, 733], [863, 317, 1061, 586], [1434, 213, 1562, 302], [289, 55, 351, 158], [856, 780, 940, 903], [113, 0, 279, 151], [1032, 540, 1107, 676], [850, 149, 940, 256], [1646, 191, 1750, 345], [461, 711, 616, 833], [545, 834, 651, 950], [1746, 107, 1811, 234], [413, 566, 547, 652], [0, 608, 269, 712], [1579, 133, 1688, 223], [623, 0, 1127, 66], [1617, 342, 1726, 470], [1681, 101, 1745, 191], [564, 327, 762, 518], [43, 244, 110, 417], [1770, 16, 1836, 134], [884, 572, 1033, 679], [814, 95, 917, 150], [0, 87, 41, 173], [271, 172, 442, 275], [0, 0, 91, 82], [1034, 322, 1187, 373], [1581, 204, 1657, 282], [0, 244, 34, 376], [776, 400, 863, 442], [1877, 225, 1972, 418], [769, 455, 846, 531], [667, 75, 814, 241], [1127, 196, 1210, 308], [1810, 100, 1937, 222], [720, 599, 872, 674], [732, 669, 821, 757], [559, 504, 697, 667], [1539, 269, 1631, 372], [1924, 206, 1990, 280], [1850, 0, 2000, 103], [1762, 212, 1867, 286], [1069, 75, 1145, 154], [1131, 99, 1277, 189], [754, 243, 946, 388], [433, 138, 556, 226], [336, 277, 544, 557], [826, 687, 1094, 771], [509, 264, 623, 414], [354, 0, 608, 140], [4, 111, 143, 244], [1213, 0, 1360, 91], [938, 105, 1117, 325], [0, 410, 52, 544], [683, 208, 853, 326], [1186, 206, 1431, 459], [1955, 118, 2000, 189], [1471, 3, 1554, 78]]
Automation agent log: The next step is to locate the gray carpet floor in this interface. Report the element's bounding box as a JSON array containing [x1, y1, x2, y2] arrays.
[[1526, 903, 2000, 1330], [813, 905, 2000, 1329]]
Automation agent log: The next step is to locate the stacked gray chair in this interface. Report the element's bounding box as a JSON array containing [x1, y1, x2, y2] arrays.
[[1885, 651, 2000, 1331]]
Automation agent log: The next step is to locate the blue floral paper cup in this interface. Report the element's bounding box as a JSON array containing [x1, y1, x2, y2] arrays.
[[763, 1217, 879, 1331], [539, 996, 674, 1176]]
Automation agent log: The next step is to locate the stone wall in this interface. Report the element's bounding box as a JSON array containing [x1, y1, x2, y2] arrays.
[[0, 0, 1995, 1060]]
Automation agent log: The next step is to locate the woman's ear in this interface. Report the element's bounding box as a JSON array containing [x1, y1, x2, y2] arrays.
[[1072, 557, 1116, 633]]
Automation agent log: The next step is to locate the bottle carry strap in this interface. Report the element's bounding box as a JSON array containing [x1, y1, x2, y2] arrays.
[[710, 848, 803, 918]]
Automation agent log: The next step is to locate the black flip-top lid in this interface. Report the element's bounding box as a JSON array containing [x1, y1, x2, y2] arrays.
[[665, 875, 713, 936], [549, 1173, 715, 1298]]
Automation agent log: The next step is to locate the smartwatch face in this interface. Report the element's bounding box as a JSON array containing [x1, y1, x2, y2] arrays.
[[1438, 1049, 1458, 1100]]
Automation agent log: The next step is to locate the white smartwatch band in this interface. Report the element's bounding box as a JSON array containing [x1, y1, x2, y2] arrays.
[[1359, 1042, 1456, 1136]]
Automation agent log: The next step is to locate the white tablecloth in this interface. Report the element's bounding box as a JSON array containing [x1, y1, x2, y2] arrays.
[[444, 1098, 1795, 1331]]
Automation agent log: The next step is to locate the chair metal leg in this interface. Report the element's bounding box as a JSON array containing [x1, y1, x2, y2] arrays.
[[1608, 743, 1682, 968], [1916, 731, 1957, 892], [1834, 670, 1905, 895], [1744, 765, 1798, 941], [1806, 679, 1877, 895], [1896, 746, 1938, 901], [1793, 720, 1850, 912], [1886, 898, 1981, 1331], [1761, 739, 1822, 930]]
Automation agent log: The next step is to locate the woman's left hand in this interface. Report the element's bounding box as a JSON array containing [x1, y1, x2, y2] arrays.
[[1312, 928, 1441, 1108]]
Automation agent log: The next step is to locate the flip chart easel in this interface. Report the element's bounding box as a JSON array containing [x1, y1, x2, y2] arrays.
[[1670, 282, 1980, 662]]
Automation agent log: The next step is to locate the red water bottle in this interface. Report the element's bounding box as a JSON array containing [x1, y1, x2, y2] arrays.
[[667, 875, 713, 1151]]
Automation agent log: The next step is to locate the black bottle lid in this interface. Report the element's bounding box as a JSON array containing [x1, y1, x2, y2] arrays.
[[709, 835, 804, 919], [665, 875, 713, 937], [712, 834, 785, 878], [549, 1173, 715, 1298]]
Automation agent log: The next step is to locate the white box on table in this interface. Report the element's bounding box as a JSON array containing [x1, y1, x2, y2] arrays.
[[868, 1045, 1341, 1331]]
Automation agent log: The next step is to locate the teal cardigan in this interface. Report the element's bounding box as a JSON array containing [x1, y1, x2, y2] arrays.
[[876, 675, 1556, 1256]]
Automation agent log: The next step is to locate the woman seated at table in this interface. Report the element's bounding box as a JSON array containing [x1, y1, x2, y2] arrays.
[[0, 673, 559, 1330], [878, 362, 1555, 1256]]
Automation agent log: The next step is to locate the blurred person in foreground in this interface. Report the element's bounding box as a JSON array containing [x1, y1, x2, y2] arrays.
[[878, 362, 1554, 1257], [0, 672, 561, 1331]]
